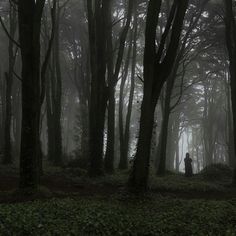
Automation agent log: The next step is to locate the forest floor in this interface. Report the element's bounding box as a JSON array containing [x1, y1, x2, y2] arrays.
[[0, 164, 236, 235]]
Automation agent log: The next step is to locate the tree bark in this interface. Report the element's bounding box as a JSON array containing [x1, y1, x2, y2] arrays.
[[46, 71, 55, 163], [104, 86, 115, 173], [118, 37, 132, 169], [18, 0, 45, 191], [129, 0, 189, 191], [225, 0, 236, 184], [44, 2, 62, 166], [3, 72, 13, 164], [87, 0, 110, 176], [3, 6, 17, 164], [157, 77, 173, 175]]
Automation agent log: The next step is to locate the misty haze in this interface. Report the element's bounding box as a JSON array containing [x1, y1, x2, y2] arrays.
[[0, 0, 236, 235]]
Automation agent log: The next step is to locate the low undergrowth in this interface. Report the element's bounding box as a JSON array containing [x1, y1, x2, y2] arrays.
[[150, 174, 229, 193], [0, 164, 236, 235], [0, 196, 236, 235]]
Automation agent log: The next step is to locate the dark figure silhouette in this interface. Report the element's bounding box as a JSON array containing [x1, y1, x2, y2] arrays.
[[184, 153, 193, 177]]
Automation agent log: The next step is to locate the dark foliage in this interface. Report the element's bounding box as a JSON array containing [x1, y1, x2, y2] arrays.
[[200, 164, 233, 181]]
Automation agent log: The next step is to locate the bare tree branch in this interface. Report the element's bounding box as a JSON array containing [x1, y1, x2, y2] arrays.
[[0, 16, 20, 48]]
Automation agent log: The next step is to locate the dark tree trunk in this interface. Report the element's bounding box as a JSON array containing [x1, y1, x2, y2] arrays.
[[156, 60, 182, 175], [105, 87, 115, 173], [3, 72, 13, 164], [44, 3, 62, 166], [0, 71, 5, 152], [46, 73, 55, 163], [104, 5, 115, 173], [80, 101, 89, 158], [12, 88, 21, 159], [53, 5, 62, 166], [118, 35, 132, 170], [129, 0, 189, 191], [18, 0, 45, 191], [175, 136, 180, 172], [87, 0, 111, 176], [226, 79, 235, 166], [225, 0, 236, 184], [3, 6, 17, 164], [129, 94, 158, 190], [172, 114, 181, 172], [120, 5, 138, 170], [157, 80, 172, 175]]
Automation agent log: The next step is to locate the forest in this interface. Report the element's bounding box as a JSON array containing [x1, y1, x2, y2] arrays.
[[0, 0, 236, 235]]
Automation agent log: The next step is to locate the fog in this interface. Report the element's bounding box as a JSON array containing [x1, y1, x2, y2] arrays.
[[0, 0, 236, 235]]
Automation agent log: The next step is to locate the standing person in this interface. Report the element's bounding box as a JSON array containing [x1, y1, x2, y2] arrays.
[[184, 153, 193, 177]]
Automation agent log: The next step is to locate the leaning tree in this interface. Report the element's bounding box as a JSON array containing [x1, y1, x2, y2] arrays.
[[129, 0, 189, 191]]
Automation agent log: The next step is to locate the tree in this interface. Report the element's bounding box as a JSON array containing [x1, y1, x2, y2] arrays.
[[18, 0, 45, 190], [224, 0, 236, 183], [18, 0, 55, 190], [45, 0, 62, 166], [87, 0, 111, 176], [3, 4, 17, 164], [129, 0, 189, 191], [119, 0, 138, 170], [104, 0, 134, 173], [156, 0, 209, 175]]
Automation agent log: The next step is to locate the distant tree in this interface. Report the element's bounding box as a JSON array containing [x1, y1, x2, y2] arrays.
[[64, 1, 90, 161], [104, 0, 134, 173], [119, 0, 138, 170], [45, 0, 63, 166]]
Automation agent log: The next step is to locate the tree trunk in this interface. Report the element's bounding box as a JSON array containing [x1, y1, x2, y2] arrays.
[[80, 100, 89, 159], [53, 5, 62, 166], [129, 0, 189, 191], [13, 88, 21, 160], [0, 71, 5, 152], [226, 78, 235, 166], [118, 36, 132, 170], [104, 5, 115, 173], [3, 6, 17, 164], [87, 1, 110, 176], [104, 87, 115, 173], [18, 0, 45, 191], [157, 82, 172, 175], [3, 72, 13, 164], [175, 137, 180, 172], [129, 93, 158, 190], [120, 6, 138, 170], [46, 73, 55, 163], [225, 0, 236, 183], [44, 4, 62, 166]]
